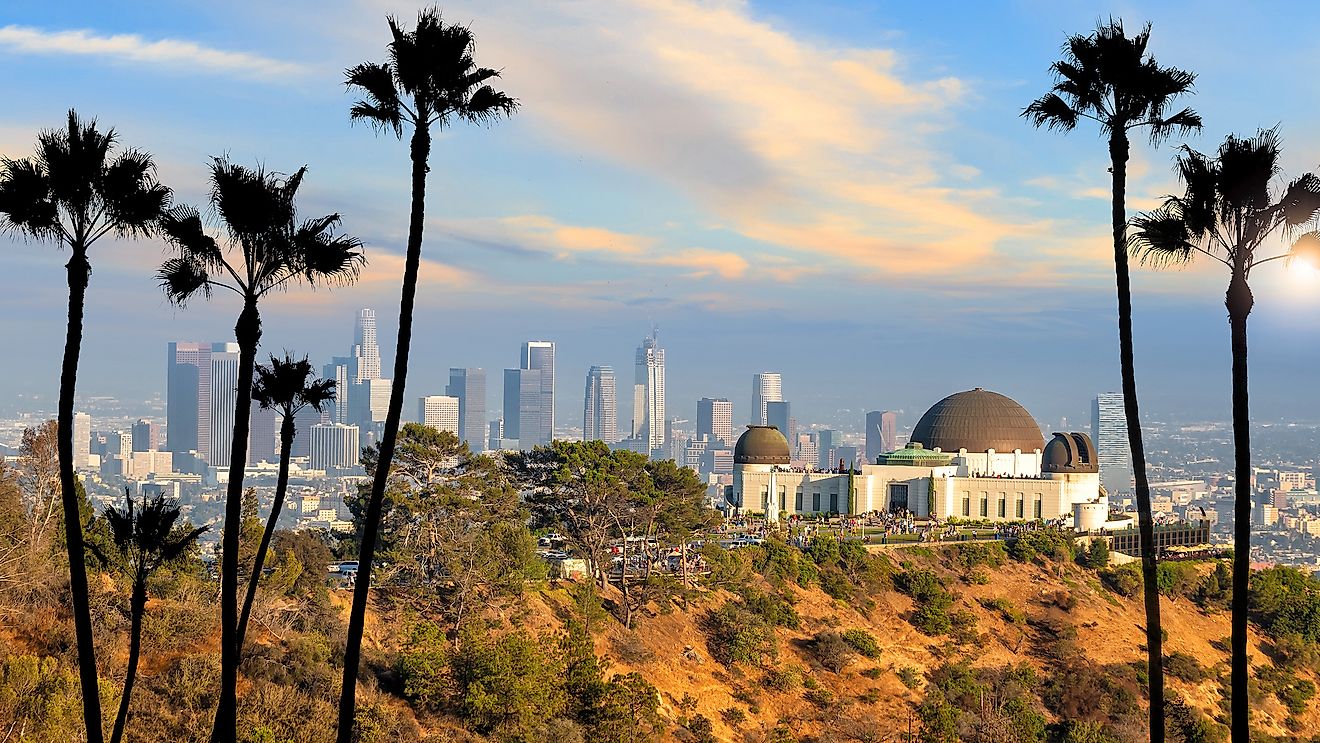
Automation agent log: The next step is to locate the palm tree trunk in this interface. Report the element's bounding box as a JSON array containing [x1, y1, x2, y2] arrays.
[[213, 298, 261, 743], [236, 413, 295, 656], [110, 581, 146, 743], [1227, 275, 1254, 742], [1109, 130, 1164, 743], [338, 125, 431, 743], [59, 248, 105, 743]]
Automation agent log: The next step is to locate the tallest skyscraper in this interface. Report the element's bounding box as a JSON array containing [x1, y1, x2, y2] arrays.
[[353, 308, 381, 381], [633, 329, 666, 455], [520, 341, 556, 446]]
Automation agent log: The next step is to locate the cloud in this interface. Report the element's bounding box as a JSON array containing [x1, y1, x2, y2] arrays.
[[0, 25, 306, 80]]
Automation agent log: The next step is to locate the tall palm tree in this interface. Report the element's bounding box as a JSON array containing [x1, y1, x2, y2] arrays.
[[339, 9, 516, 740], [90, 489, 206, 743], [236, 354, 335, 654], [1129, 129, 1320, 739], [157, 159, 363, 743], [1023, 22, 1200, 742], [0, 110, 171, 743]]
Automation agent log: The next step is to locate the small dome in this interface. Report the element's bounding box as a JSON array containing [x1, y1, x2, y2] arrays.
[[910, 388, 1045, 453], [734, 425, 790, 465], [1042, 432, 1099, 473]]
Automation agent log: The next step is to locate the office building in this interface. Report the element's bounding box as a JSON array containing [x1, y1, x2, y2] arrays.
[[208, 343, 241, 467], [353, 308, 381, 381], [766, 400, 791, 439], [323, 356, 354, 425], [521, 341, 556, 442], [583, 365, 618, 443], [816, 429, 839, 469], [418, 395, 460, 436], [488, 419, 504, 452], [503, 368, 545, 447], [697, 398, 734, 447], [350, 377, 392, 433], [751, 372, 782, 425], [1092, 393, 1134, 494], [131, 419, 162, 452], [446, 368, 487, 451], [72, 412, 92, 469], [249, 405, 279, 464], [865, 410, 897, 464], [310, 423, 361, 471], [632, 331, 666, 453], [166, 341, 212, 457]]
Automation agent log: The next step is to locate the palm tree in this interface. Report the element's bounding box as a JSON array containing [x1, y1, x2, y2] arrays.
[[0, 110, 171, 743], [339, 9, 516, 740], [90, 489, 206, 743], [1129, 129, 1320, 739], [236, 354, 335, 655], [157, 159, 363, 743], [1023, 22, 1200, 742]]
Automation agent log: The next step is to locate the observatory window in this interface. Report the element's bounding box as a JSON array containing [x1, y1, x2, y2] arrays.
[[795, 492, 803, 511], [830, 493, 838, 513], [1034, 497, 1042, 519], [962, 497, 970, 517], [998, 498, 1006, 518], [1016, 496, 1024, 518], [980, 497, 988, 517], [813, 494, 821, 512]]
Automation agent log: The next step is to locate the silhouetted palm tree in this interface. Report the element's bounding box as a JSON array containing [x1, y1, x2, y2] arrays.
[[157, 159, 363, 743], [0, 110, 171, 743], [1129, 128, 1320, 739], [91, 489, 206, 743], [1023, 22, 1199, 742], [236, 354, 335, 655], [339, 9, 516, 740]]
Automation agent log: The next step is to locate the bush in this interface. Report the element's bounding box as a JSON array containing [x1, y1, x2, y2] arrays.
[[980, 596, 1026, 624], [1007, 529, 1075, 562], [736, 586, 800, 629], [1163, 651, 1207, 683], [1155, 561, 1200, 598], [719, 707, 746, 727], [896, 568, 955, 635], [803, 687, 835, 708], [954, 541, 1006, 570], [1080, 538, 1110, 569], [765, 666, 801, 691], [841, 629, 882, 659], [898, 666, 922, 689], [811, 631, 858, 673], [1099, 564, 1142, 598], [704, 602, 777, 667]]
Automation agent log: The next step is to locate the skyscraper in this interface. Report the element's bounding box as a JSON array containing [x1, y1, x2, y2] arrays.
[[349, 377, 392, 435], [633, 330, 666, 453], [166, 341, 212, 457], [697, 398, 733, 446], [73, 412, 91, 469], [864, 410, 897, 463], [131, 419, 162, 452], [417, 395, 460, 436], [353, 308, 381, 381], [751, 372, 782, 425], [503, 367, 545, 446], [323, 355, 354, 425], [583, 365, 618, 443], [310, 423, 360, 471], [446, 368, 487, 452], [1092, 393, 1133, 494], [816, 429, 839, 469], [248, 405, 279, 464], [208, 343, 240, 467], [766, 400, 791, 439], [521, 341, 556, 442]]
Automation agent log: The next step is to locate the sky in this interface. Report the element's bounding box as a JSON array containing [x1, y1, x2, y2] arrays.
[[2, 0, 1320, 434]]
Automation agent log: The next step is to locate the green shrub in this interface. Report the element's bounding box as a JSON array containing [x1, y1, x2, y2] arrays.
[[1163, 651, 1207, 683], [736, 586, 800, 629], [1099, 563, 1142, 598], [898, 666, 922, 689], [841, 629, 882, 659], [803, 687, 835, 708], [765, 666, 801, 691], [719, 707, 747, 727], [954, 541, 1006, 569], [704, 602, 777, 666], [1007, 529, 1075, 562]]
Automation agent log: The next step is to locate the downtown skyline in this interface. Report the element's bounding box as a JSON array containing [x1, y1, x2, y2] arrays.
[[2, 1, 1320, 429]]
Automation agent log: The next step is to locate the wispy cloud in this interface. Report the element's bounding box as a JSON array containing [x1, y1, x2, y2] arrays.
[[0, 25, 305, 80]]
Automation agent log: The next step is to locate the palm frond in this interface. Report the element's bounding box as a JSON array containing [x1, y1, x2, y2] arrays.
[[1280, 173, 1320, 228], [461, 84, 519, 126], [346, 62, 405, 137], [1129, 205, 1197, 266], [1148, 107, 1202, 146], [39, 109, 114, 217], [0, 157, 60, 239], [1022, 94, 1079, 132], [1290, 231, 1320, 266], [157, 256, 213, 306], [100, 148, 171, 236]]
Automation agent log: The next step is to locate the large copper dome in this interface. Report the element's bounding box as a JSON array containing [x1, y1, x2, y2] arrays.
[[909, 388, 1044, 454], [734, 425, 790, 465]]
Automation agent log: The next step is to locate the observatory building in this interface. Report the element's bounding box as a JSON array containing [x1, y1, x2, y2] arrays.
[[730, 388, 1106, 525]]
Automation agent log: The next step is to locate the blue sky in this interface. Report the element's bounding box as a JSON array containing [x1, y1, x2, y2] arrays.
[[2, 0, 1319, 432]]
